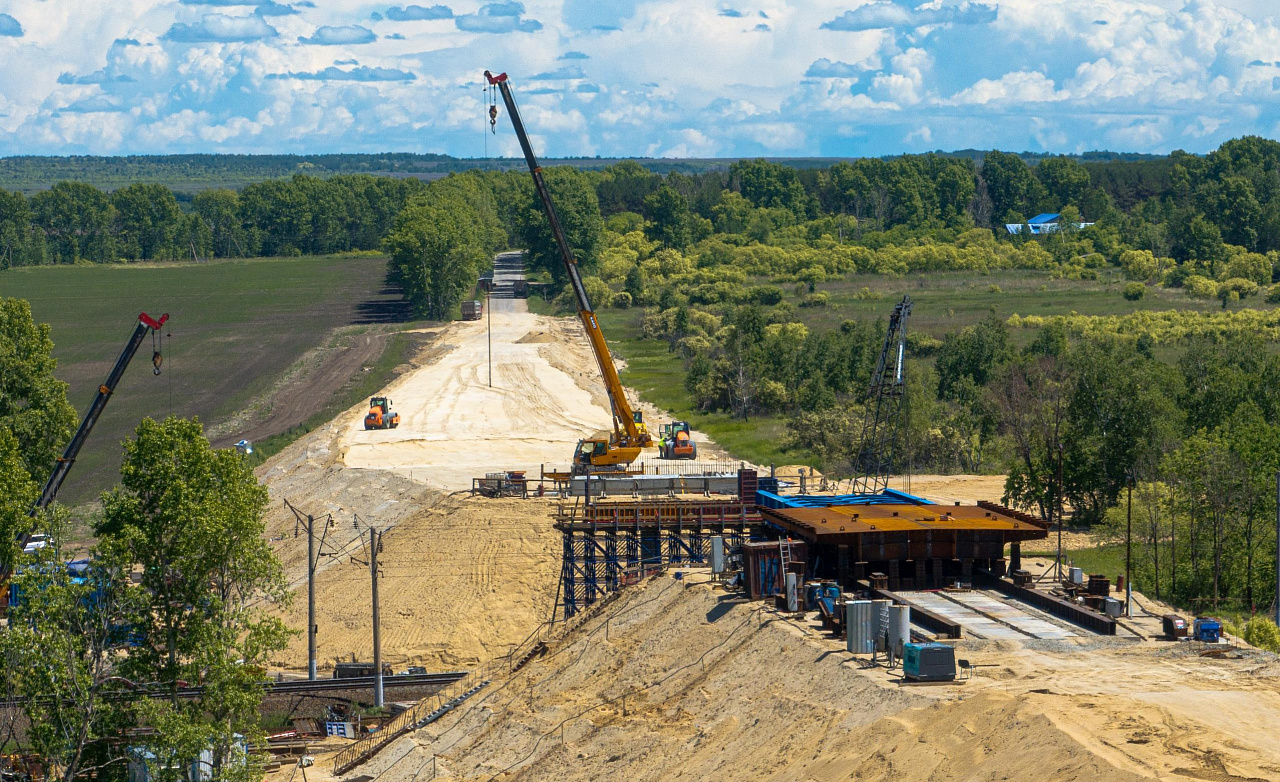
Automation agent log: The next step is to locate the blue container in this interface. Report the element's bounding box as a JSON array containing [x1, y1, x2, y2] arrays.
[[1194, 618, 1221, 643], [821, 581, 841, 600], [804, 582, 822, 610]]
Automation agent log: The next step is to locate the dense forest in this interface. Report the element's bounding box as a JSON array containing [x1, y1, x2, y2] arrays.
[[4, 137, 1280, 614]]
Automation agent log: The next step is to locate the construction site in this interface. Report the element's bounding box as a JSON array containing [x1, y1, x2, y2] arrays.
[[236, 78, 1280, 782], [9, 76, 1277, 782]]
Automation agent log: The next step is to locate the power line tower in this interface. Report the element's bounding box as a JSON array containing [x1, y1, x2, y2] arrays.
[[850, 295, 913, 496]]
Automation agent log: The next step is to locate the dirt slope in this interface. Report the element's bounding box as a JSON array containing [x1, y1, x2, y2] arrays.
[[324, 574, 1280, 782]]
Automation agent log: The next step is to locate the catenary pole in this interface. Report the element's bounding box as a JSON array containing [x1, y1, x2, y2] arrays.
[[1126, 475, 1133, 618], [371, 528, 383, 708], [308, 515, 317, 681]]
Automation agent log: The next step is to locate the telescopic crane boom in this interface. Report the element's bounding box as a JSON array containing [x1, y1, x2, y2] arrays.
[[31, 312, 169, 512], [1, 312, 168, 605], [485, 70, 651, 469]]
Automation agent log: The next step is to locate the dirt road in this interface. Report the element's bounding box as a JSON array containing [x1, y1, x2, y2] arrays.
[[338, 303, 617, 490]]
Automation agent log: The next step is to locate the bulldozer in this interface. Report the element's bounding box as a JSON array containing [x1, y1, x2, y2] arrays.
[[659, 421, 697, 460], [364, 397, 400, 430]]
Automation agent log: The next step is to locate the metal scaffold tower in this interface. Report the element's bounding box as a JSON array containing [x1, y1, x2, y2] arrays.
[[850, 295, 913, 496], [555, 497, 762, 619]]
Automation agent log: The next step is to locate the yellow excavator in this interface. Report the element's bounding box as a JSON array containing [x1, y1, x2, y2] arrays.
[[486, 70, 652, 473]]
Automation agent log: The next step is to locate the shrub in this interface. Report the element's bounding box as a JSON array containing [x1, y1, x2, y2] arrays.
[[987, 284, 1002, 294], [799, 292, 829, 308], [1123, 282, 1146, 301], [746, 285, 784, 305], [611, 291, 632, 309], [1183, 275, 1218, 299], [1266, 284, 1280, 304], [854, 286, 882, 300], [1218, 277, 1258, 300], [1242, 617, 1280, 653]]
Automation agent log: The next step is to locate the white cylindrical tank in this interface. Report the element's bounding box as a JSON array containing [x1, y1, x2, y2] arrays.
[[711, 536, 725, 574], [785, 572, 799, 612], [889, 604, 911, 658]]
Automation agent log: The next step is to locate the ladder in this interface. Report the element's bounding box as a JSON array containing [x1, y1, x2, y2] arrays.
[[778, 538, 793, 596]]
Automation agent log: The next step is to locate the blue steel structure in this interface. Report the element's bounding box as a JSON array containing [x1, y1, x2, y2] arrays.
[[555, 472, 763, 618]]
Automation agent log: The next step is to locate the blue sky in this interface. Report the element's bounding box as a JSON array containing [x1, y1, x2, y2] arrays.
[[0, 0, 1277, 157]]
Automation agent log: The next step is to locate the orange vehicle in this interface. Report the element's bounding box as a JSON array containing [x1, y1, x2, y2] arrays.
[[363, 397, 400, 430], [659, 422, 696, 460]]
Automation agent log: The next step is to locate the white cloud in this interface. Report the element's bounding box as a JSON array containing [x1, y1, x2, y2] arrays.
[[949, 70, 1068, 105]]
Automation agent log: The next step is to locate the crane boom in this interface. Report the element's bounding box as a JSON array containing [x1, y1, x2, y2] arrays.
[[33, 312, 169, 512], [485, 70, 649, 455]]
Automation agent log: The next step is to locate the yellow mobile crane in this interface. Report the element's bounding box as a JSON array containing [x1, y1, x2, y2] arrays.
[[485, 70, 652, 472]]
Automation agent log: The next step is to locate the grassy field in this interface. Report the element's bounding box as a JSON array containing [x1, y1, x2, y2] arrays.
[[595, 268, 1275, 470], [1, 255, 408, 503]]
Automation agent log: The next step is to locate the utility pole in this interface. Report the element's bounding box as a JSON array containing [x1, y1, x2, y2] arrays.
[[1055, 443, 1065, 581], [307, 515, 317, 681], [1275, 472, 1279, 627], [370, 527, 383, 708], [1126, 473, 1133, 618], [487, 286, 493, 389]]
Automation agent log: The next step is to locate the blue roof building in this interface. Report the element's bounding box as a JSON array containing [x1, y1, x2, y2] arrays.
[[1005, 212, 1095, 235]]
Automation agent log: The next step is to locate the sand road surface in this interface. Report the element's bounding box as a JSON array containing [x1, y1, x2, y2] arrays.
[[339, 302, 617, 491]]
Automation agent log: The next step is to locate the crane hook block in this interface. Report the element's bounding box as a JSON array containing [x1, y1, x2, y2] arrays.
[[152, 351, 163, 375]]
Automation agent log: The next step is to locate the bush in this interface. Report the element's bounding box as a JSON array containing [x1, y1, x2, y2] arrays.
[[799, 292, 829, 308], [746, 285, 784, 305], [1123, 282, 1146, 301], [611, 291, 633, 309], [987, 284, 1002, 294], [1242, 617, 1280, 653], [1184, 275, 1218, 299], [1266, 284, 1280, 304], [1218, 277, 1258, 300]]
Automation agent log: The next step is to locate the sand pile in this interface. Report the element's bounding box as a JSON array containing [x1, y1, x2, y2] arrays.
[[324, 574, 1280, 782]]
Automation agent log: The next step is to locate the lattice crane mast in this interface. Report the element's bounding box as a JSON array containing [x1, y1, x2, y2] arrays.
[[850, 296, 912, 495]]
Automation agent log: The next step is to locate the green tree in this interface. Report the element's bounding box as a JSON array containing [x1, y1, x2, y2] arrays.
[[1036, 157, 1092, 210], [98, 416, 290, 782], [981, 151, 1046, 226], [111, 183, 183, 261], [0, 189, 46, 268], [1, 514, 139, 782], [643, 185, 695, 249], [0, 297, 77, 482], [30, 182, 116, 263], [384, 198, 488, 319], [515, 167, 603, 288], [934, 315, 1012, 400], [729, 159, 809, 218], [193, 189, 249, 258]]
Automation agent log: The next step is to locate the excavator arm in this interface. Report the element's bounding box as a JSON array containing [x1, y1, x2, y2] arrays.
[[485, 70, 649, 455]]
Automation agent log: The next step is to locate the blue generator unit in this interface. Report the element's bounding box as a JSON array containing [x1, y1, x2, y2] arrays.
[[1194, 618, 1222, 643], [903, 642, 956, 682]]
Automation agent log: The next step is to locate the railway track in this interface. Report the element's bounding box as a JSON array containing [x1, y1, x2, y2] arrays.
[[0, 671, 468, 707]]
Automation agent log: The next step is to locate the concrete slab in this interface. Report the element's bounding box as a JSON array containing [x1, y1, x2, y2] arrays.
[[898, 591, 1027, 641]]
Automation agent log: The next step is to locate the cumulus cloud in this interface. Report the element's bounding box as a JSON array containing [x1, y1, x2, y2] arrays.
[[0, 13, 22, 37], [719, 9, 744, 17], [559, 51, 588, 60], [386, 4, 453, 21], [822, 2, 996, 32], [180, 0, 296, 10], [948, 70, 1068, 105], [298, 25, 378, 45], [268, 65, 416, 81], [59, 95, 126, 113], [455, 2, 542, 33], [805, 59, 861, 78], [163, 14, 278, 43]]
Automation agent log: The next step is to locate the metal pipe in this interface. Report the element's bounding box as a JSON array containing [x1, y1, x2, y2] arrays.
[[371, 528, 383, 708], [308, 514, 317, 681]]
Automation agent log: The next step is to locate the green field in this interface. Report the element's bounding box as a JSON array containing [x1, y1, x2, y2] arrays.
[[596, 268, 1275, 469], [0, 255, 408, 503]]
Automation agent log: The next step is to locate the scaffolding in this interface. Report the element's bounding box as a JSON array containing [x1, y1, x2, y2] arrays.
[[554, 496, 762, 618]]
